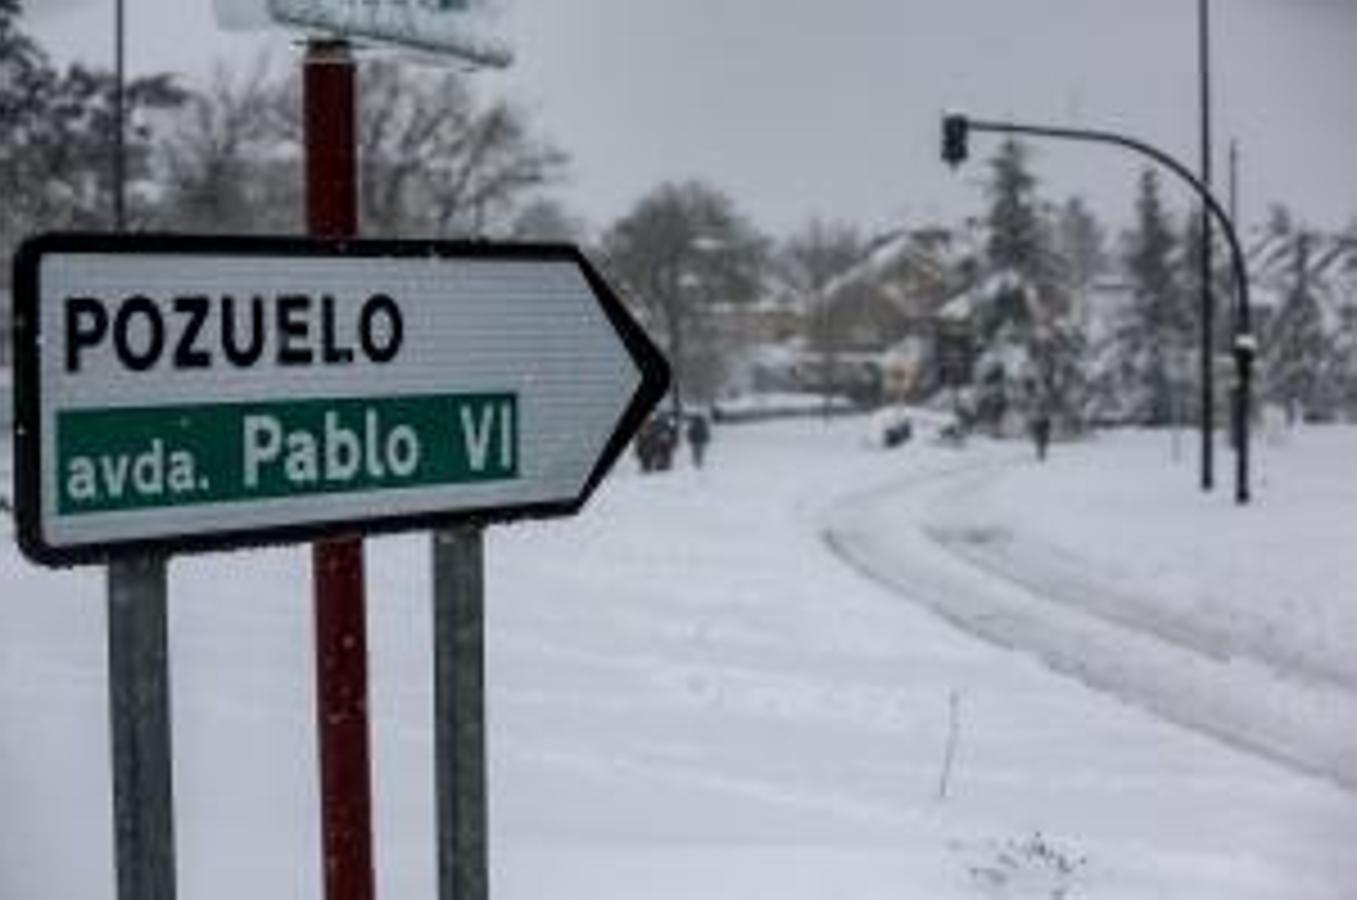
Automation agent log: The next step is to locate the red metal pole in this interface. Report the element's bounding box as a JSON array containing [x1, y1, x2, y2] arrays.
[[305, 39, 375, 900]]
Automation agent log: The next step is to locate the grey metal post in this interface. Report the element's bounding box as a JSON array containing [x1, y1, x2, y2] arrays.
[[107, 555, 176, 900], [434, 526, 489, 900]]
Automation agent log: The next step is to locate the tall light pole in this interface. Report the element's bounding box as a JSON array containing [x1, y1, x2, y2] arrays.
[[1198, 0, 1215, 491]]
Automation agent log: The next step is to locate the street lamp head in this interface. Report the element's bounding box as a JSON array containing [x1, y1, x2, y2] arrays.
[[942, 113, 970, 168]]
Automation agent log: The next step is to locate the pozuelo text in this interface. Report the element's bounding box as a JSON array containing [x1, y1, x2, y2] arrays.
[[63, 292, 405, 373]]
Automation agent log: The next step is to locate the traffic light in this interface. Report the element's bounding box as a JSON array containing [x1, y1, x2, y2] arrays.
[[942, 114, 969, 168]]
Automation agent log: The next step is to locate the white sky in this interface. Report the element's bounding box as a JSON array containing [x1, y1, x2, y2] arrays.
[[23, 0, 1357, 238]]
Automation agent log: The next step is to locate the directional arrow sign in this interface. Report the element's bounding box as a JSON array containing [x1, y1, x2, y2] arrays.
[[11, 233, 669, 567]]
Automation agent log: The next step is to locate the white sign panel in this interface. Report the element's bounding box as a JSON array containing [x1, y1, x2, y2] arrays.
[[213, 0, 512, 66], [12, 234, 668, 566]]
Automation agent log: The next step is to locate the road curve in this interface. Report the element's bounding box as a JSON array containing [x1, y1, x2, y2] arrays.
[[821, 457, 1357, 793]]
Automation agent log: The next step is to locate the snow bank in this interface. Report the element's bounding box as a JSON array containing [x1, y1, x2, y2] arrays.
[[831, 426, 1357, 790], [974, 428, 1357, 693], [711, 390, 856, 423]]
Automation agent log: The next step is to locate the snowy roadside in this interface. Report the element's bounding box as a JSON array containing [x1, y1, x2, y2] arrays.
[[3, 422, 1356, 900], [960, 428, 1357, 691], [828, 427, 1357, 790]]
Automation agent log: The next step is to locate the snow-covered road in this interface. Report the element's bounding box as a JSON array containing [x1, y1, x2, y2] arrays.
[[2, 419, 1355, 899], [825, 439, 1357, 792]]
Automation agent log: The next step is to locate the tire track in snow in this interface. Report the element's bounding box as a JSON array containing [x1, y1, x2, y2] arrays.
[[821, 460, 1357, 794]]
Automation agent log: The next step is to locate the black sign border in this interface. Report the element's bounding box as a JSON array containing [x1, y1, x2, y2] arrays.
[[12, 232, 670, 568]]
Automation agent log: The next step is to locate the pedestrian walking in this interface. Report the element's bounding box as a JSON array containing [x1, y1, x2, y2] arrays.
[[686, 412, 711, 469], [1031, 412, 1052, 462], [636, 415, 677, 472]]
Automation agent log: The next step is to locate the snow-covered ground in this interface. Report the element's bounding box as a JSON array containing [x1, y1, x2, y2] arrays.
[[886, 428, 1357, 788], [2, 419, 1355, 899]]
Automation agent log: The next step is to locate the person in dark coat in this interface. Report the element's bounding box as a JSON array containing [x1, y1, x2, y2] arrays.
[[686, 413, 711, 469], [636, 414, 678, 472], [1031, 412, 1052, 462]]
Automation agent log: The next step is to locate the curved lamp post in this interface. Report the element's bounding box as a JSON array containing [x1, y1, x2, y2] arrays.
[[941, 113, 1255, 505]]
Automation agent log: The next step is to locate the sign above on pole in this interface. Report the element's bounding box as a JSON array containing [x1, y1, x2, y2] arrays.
[[212, 0, 513, 67], [12, 233, 669, 566]]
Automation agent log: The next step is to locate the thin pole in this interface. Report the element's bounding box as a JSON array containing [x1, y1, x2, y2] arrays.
[[666, 273, 685, 426], [305, 38, 376, 900], [1199, 0, 1214, 492], [108, 555, 176, 900], [1229, 140, 1239, 223], [109, 21, 174, 896], [433, 526, 490, 900], [113, 0, 126, 230]]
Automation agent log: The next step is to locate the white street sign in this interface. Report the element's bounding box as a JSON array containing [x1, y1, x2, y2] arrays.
[[12, 234, 668, 566], [213, 0, 512, 66]]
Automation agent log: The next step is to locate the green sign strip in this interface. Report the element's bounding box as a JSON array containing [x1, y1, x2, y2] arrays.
[[56, 392, 518, 515]]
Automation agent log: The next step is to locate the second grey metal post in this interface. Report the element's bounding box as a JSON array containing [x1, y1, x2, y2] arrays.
[[434, 526, 489, 900], [108, 554, 177, 900]]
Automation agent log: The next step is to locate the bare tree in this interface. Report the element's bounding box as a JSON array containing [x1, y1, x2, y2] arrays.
[[507, 197, 588, 242], [159, 58, 300, 233], [602, 180, 767, 415], [157, 57, 564, 238], [353, 59, 567, 237], [777, 220, 867, 405]]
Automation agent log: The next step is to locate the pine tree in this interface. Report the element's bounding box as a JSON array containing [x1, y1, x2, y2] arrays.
[[985, 139, 1051, 286], [1322, 308, 1357, 422], [1055, 195, 1107, 321], [1032, 316, 1090, 432], [1261, 232, 1329, 420], [969, 139, 1085, 433], [1111, 169, 1190, 425]]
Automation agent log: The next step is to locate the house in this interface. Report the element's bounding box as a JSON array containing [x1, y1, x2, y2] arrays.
[[794, 226, 979, 403]]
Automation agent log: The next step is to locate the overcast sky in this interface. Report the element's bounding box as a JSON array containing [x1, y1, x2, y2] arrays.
[[24, 0, 1357, 238]]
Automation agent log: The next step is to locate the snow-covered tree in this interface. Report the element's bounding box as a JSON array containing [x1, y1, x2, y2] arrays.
[[160, 56, 566, 239], [1101, 169, 1190, 426], [968, 139, 1084, 433], [352, 60, 567, 237], [1321, 306, 1357, 421], [601, 180, 767, 411], [776, 219, 868, 402], [1331, 227, 1357, 420], [984, 139, 1055, 288], [507, 197, 588, 242], [1260, 232, 1329, 420], [0, 0, 183, 268], [160, 60, 299, 234], [778, 219, 867, 313], [1054, 195, 1108, 320], [1032, 315, 1091, 432], [0, 0, 51, 281]]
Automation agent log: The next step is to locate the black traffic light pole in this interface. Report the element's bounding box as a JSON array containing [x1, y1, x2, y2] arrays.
[[1198, 0, 1216, 496], [941, 114, 1255, 505]]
